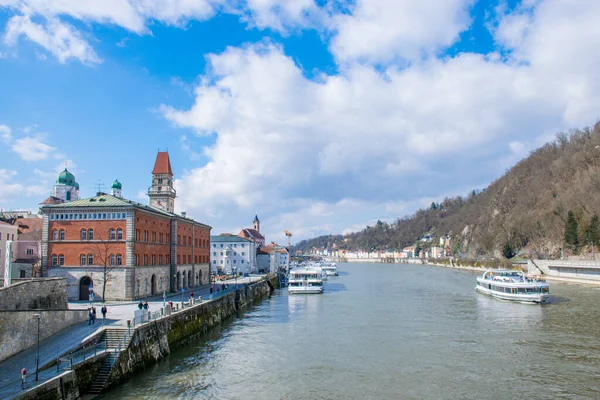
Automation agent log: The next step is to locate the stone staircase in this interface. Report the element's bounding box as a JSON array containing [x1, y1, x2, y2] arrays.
[[88, 328, 132, 395]]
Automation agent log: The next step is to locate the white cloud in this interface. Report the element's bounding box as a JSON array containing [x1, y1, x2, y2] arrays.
[[330, 0, 475, 63], [4, 14, 102, 64], [0, 124, 11, 143], [11, 136, 57, 161], [159, 0, 600, 242], [0, 168, 48, 203]]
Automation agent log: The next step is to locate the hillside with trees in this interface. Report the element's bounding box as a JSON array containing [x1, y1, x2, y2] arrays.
[[294, 123, 600, 260]]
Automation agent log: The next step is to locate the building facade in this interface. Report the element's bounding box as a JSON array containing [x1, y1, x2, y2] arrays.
[[210, 234, 256, 275], [0, 221, 18, 279], [39, 152, 211, 301], [239, 215, 266, 247], [256, 244, 289, 273]]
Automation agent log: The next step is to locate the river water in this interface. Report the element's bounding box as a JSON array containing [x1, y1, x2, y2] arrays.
[[100, 263, 600, 399]]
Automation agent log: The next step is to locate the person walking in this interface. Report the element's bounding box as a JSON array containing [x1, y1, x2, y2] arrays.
[[138, 300, 143, 310], [21, 368, 27, 389], [92, 307, 97, 325], [101, 305, 107, 320], [88, 308, 93, 325]]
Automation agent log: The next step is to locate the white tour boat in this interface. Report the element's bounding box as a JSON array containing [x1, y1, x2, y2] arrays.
[[475, 269, 550, 303], [321, 262, 338, 276], [288, 266, 324, 294]]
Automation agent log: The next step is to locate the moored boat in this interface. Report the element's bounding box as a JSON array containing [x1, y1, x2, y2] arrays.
[[475, 269, 550, 303], [288, 266, 324, 294], [321, 262, 338, 276]]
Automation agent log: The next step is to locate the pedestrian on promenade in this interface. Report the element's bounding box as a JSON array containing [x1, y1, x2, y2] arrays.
[[101, 305, 107, 320], [190, 291, 194, 300], [92, 307, 97, 324], [210, 286, 214, 294], [143, 301, 149, 310], [21, 368, 26, 389], [138, 300, 143, 310], [88, 308, 93, 325]]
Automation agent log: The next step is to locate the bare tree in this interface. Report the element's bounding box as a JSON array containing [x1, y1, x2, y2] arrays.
[[90, 235, 119, 301]]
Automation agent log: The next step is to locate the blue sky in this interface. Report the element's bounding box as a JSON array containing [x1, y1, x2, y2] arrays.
[[1, 0, 600, 244]]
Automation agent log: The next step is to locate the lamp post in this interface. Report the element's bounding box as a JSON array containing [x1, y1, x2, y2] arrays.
[[233, 266, 237, 289], [34, 314, 41, 381]]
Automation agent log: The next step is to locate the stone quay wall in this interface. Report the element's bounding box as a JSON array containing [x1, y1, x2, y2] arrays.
[[0, 278, 68, 311], [531, 260, 600, 281], [0, 309, 88, 363], [105, 278, 275, 391]]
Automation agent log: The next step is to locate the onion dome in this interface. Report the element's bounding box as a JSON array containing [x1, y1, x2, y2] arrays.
[[57, 168, 76, 186], [75, 182, 80, 190], [111, 179, 122, 190]]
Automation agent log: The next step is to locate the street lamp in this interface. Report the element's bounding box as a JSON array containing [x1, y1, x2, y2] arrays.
[[233, 266, 237, 289], [34, 314, 41, 381]]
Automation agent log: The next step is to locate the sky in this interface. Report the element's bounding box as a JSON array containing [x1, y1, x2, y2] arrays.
[[1, 0, 600, 245]]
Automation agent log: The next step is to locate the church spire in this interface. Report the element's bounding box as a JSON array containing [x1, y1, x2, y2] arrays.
[[148, 152, 176, 212]]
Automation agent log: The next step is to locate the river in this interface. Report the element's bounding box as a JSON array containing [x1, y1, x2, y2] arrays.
[[99, 263, 600, 399]]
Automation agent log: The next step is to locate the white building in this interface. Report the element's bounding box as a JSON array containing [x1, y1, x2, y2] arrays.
[[210, 234, 256, 275], [0, 221, 18, 280], [257, 244, 289, 273]]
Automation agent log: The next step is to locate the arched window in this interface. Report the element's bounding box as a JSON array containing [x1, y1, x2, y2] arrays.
[[51, 254, 58, 266], [52, 229, 58, 240], [117, 254, 123, 266], [59, 229, 65, 240], [109, 228, 116, 240], [58, 254, 65, 266], [80, 229, 87, 240], [80, 254, 86, 266], [117, 228, 123, 240], [87, 254, 93, 265], [110, 254, 115, 266], [66, 191, 71, 201], [88, 229, 94, 240]]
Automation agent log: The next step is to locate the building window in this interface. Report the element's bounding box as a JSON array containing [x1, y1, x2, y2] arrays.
[[51, 254, 57, 266], [213, 252, 216, 256], [80, 254, 86, 266], [189, 236, 192, 246], [135, 254, 139, 266], [213, 260, 216, 264], [233, 244, 237, 248], [117, 254, 122, 266], [213, 244, 216, 248], [220, 252, 223, 256], [110, 254, 116, 266], [144, 255, 148, 265], [233, 260, 237, 264], [88, 229, 94, 240], [159, 233, 163, 243], [59, 229, 65, 241], [152, 232, 156, 242], [58, 254, 65, 266], [220, 244, 223, 248], [241, 260, 244, 264], [241, 244, 245, 248], [151, 255, 156, 265], [166, 255, 170, 264], [81, 229, 87, 240], [136, 229, 140, 241], [110, 228, 116, 240], [88, 254, 93, 265], [241, 252, 245, 256], [117, 228, 123, 240], [26, 248, 34, 256], [53, 229, 58, 240], [220, 260, 223, 264], [144, 231, 148, 241], [159, 255, 163, 264]]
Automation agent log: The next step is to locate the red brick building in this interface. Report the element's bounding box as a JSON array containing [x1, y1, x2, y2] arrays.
[[40, 152, 211, 301]]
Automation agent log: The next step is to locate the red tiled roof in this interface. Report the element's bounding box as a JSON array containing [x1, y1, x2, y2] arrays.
[[0, 220, 14, 226], [240, 228, 265, 241], [40, 196, 64, 205], [152, 151, 173, 175], [17, 218, 43, 234]]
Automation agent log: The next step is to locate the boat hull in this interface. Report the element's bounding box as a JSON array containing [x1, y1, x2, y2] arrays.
[[288, 287, 323, 294], [475, 285, 549, 303]]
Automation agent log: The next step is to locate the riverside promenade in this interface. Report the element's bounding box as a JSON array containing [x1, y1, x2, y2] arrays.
[[0, 276, 262, 400]]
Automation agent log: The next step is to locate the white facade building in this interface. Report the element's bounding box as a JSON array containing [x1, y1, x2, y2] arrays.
[[0, 221, 18, 279], [210, 235, 256, 275], [257, 245, 289, 273]]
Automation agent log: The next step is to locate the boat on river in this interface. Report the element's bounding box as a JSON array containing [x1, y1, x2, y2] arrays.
[[288, 266, 324, 294], [321, 262, 338, 276], [475, 269, 550, 303]]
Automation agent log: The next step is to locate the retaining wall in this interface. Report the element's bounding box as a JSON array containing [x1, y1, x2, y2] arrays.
[[0, 278, 67, 311], [533, 260, 600, 281], [0, 309, 88, 363]]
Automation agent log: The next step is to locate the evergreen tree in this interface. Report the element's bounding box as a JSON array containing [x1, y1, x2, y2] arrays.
[[565, 210, 579, 252], [585, 215, 600, 246]]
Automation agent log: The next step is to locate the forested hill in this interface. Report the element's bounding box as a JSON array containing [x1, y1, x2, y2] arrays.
[[294, 123, 600, 259]]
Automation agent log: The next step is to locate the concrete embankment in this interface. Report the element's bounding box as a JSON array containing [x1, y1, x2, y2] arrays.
[[14, 276, 277, 399]]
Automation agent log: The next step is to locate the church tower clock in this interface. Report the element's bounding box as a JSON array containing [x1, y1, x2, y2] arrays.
[[148, 151, 176, 213]]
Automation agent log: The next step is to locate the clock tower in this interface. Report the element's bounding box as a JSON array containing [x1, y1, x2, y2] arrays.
[[148, 151, 176, 213]]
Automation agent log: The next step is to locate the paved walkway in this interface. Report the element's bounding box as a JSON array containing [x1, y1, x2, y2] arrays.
[[0, 276, 264, 399]]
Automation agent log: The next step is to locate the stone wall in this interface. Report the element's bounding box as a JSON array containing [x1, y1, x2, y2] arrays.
[[0, 309, 88, 362], [0, 278, 67, 310], [17, 371, 79, 400]]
